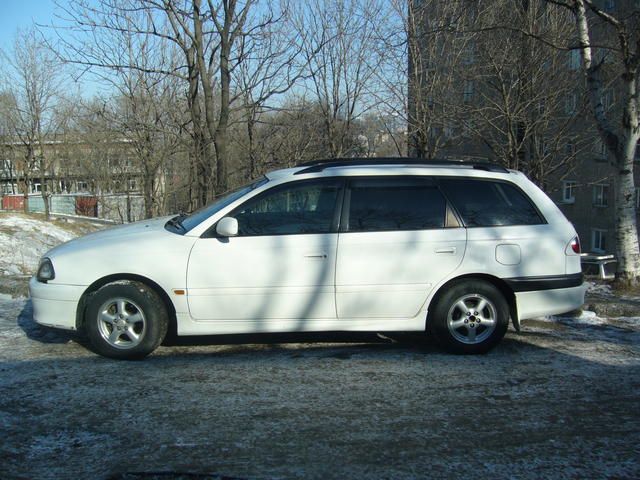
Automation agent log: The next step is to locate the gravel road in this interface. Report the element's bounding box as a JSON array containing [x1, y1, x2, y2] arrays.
[[1, 292, 639, 480]]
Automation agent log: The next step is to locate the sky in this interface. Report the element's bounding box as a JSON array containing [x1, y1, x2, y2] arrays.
[[0, 0, 57, 51], [0, 0, 105, 97]]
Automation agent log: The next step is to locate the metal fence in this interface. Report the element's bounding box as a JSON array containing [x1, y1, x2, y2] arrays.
[[0, 193, 145, 223]]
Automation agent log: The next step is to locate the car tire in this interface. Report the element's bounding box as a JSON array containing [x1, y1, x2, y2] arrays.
[[85, 281, 168, 360], [430, 279, 509, 354]]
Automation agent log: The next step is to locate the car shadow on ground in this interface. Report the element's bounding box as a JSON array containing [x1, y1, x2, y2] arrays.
[[17, 300, 81, 345], [16, 297, 639, 360], [16, 297, 441, 357]]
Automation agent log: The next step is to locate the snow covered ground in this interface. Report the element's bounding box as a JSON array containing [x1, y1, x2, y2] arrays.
[[0, 213, 105, 276], [0, 212, 638, 479]]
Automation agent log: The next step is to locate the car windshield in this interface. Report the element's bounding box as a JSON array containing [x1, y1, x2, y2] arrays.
[[177, 177, 269, 233]]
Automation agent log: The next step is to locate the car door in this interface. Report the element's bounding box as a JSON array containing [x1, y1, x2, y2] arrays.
[[335, 176, 466, 319], [186, 178, 343, 329]]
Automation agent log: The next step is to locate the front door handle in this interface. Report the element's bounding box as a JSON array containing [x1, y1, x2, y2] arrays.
[[304, 253, 327, 259], [435, 247, 457, 254]]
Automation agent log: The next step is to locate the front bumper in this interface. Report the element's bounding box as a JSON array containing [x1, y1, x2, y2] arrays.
[[515, 283, 587, 321], [29, 277, 86, 330]]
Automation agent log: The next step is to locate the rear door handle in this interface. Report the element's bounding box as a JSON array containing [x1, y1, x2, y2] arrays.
[[435, 247, 457, 254], [304, 253, 327, 259]]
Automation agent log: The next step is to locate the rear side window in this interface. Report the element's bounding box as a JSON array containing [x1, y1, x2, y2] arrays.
[[439, 178, 544, 227], [346, 178, 446, 232]]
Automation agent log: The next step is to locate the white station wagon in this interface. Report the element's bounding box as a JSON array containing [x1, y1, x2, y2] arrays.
[[30, 159, 586, 359]]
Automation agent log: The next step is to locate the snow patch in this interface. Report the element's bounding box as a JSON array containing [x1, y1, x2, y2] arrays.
[[558, 309, 606, 325], [0, 215, 80, 275], [586, 281, 614, 297]]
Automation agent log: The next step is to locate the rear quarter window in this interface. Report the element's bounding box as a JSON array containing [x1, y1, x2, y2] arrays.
[[439, 178, 545, 227]]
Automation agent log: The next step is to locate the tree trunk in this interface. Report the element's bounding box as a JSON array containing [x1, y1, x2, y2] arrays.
[[143, 160, 154, 220], [247, 112, 257, 178], [614, 153, 640, 286], [215, 35, 231, 193], [573, 0, 640, 285], [192, 0, 218, 201]]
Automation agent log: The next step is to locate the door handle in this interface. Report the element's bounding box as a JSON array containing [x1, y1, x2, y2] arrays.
[[435, 247, 457, 254], [304, 253, 327, 259]]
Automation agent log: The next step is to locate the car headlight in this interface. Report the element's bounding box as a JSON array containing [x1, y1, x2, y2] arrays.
[[37, 257, 55, 283]]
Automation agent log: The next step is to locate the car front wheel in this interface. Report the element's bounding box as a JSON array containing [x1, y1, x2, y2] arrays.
[[430, 280, 509, 354], [85, 281, 168, 360]]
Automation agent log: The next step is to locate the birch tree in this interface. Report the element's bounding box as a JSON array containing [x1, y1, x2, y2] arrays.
[[547, 0, 639, 285]]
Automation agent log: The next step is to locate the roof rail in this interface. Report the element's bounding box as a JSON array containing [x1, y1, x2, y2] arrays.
[[294, 157, 509, 175]]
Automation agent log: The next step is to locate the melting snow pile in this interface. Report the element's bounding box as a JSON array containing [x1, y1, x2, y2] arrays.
[[0, 215, 83, 276], [586, 281, 614, 297]]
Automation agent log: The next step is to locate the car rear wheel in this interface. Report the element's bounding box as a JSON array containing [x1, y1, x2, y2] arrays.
[[85, 281, 168, 360], [430, 279, 509, 354]]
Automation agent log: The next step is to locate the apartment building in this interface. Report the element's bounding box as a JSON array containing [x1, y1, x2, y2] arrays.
[[408, 0, 639, 255]]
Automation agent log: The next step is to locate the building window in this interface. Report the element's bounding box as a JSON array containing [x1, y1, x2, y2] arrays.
[[568, 49, 581, 70], [77, 181, 88, 192], [562, 181, 577, 204], [1, 183, 17, 195], [537, 99, 546, 115], [565, 141, 576, 157], [592, 183, 609, 207], [463, 81, 474, 103], [565, 93, 577, 115], [602, 89, 614, 110], [462, 43, 475, 65], [31, 183, 42, 193], [540, 138, 550, 156], [594, 138, 608, 160], [604, 0, 615, 11], [128, 179, 138, 191], [591, 229, 607, 253], [462, 119, 475, 137]]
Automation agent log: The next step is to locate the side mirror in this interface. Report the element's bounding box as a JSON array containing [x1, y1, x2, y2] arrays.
[[216, 216, 238, 237]]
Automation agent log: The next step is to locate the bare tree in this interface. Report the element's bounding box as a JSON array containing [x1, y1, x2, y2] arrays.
[[573, 0, 639, 285], [463, 0, 593, 185], [400, 0, 478, 159], [1, 28, 66, 219], [160, 0, 259, 193], [292, 0, 383, 158], [55, 0, 284, 204], [235, 2, 304, 178], [536, 0, 640, 285], [0, 93, 18, 195]]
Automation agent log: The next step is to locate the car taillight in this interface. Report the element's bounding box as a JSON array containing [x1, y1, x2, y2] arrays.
[[570, 236, 581, 254]]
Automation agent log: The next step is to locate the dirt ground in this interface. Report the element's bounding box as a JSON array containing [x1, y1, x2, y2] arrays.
[[1, 282, 639, 480]]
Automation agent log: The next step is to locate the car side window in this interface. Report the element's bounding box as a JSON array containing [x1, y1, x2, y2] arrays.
[[346, 178, 446, 232], [232, 179, 341, 236], [439, 178, 544, 227]]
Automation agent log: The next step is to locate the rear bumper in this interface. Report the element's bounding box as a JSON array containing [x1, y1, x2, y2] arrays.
[[505, 273, 583, 292], [29, 277, 85, 330], [515, 283, 587, 321]]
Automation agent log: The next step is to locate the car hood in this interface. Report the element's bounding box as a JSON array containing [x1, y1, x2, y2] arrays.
[[46, 216, 175, 258]]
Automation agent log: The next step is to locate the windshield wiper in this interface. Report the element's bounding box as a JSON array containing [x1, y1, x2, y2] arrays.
[[166, 213, 188, 232]]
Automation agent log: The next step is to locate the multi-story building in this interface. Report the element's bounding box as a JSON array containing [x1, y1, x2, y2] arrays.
[[408, 0, 640, 255], [0, 138, 143, 197]]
